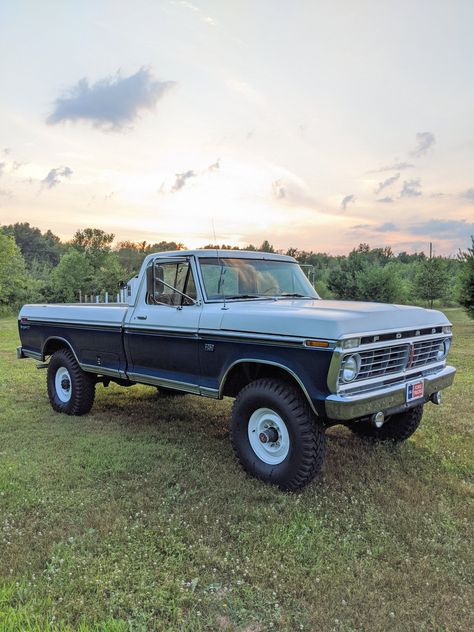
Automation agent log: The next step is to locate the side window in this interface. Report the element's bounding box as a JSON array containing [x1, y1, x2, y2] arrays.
[[146, 261, 197, 306]]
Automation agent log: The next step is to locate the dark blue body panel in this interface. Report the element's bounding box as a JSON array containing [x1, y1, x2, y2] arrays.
[[198, 334, 333, 400], [19, 321, 125, 375], [18, 320, 333, 406], [124, 328, 199, 386]]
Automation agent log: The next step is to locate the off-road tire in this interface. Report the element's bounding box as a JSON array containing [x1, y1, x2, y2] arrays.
[[349, 405, 424, 442], [231, 378, 325, 491], [47, 348, 95, 415]]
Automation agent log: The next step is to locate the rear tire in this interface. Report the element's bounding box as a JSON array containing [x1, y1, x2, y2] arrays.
[[231, 378, 325, 491], [349, 405, 423, 442], [47, 348, 95, 415]]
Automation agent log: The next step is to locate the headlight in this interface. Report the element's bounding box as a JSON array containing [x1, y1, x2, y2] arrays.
[[341, 353, 361, 382], [436, 339, 451, 361]]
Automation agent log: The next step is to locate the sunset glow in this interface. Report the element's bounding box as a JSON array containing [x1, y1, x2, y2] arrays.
[[1, 1, 473, 254]]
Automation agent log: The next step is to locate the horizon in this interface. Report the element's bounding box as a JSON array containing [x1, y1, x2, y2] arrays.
[[1, 1, 473, 256]]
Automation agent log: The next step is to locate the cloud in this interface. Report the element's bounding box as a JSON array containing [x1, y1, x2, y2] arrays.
[[0, 162, 5, 177], [375, 173, 400, 194], [341, 194, 355, 211], [351, 223, 371, 230], [400, 179, 422, 198], [41, 166, 73, 189], [271, 177, 320, 209], [461, 187, 474, 202], [171, 170, 196, 192], [3, 148, 11, 156], [407, 219, 474, 239], [375, 222, 397, 232], [370, 161, 414, 173], [208, 160, 220, 171], [410, 132, 435, 157], [47, 68, 175, 130], [377, 196, 394, 203]]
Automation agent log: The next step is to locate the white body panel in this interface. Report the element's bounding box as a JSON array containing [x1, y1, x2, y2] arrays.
[[19, 303, 129, 327], [19, 249, 450, 340]]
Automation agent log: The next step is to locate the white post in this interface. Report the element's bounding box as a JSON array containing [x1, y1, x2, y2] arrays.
[[105, 292, 109, 303], [96, 295, 99, 303], [116, 293, 120, 303]]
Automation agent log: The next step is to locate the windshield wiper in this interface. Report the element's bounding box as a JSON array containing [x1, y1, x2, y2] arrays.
[[276, 293, 313, 298], [224, 294, 272, 300]]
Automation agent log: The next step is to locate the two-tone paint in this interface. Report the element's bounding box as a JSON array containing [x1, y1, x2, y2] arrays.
[[18, 249, 456, 422]]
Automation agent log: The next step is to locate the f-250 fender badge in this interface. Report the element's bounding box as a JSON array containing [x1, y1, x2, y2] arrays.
[[204, 343, 215, 352]]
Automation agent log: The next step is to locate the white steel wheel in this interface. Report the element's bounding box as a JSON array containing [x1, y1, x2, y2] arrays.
[[55, 367, 72, 403], [247, 407, 290, 465]]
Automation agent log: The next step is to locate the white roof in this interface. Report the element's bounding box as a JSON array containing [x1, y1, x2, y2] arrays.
[[142, 249, 296, 265]]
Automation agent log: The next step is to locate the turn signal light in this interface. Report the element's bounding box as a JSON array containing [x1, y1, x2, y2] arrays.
[[305, 340, 329, 348]]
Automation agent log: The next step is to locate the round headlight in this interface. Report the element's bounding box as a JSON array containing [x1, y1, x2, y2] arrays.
[[436, 339, 451, 361], [341, 353, 361, 382]]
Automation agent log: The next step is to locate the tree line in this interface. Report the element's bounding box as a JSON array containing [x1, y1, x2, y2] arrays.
[[0, 222, 473, 318]]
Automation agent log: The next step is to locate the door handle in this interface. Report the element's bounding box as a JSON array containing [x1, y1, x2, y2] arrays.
[[137, 315, 147, 320]]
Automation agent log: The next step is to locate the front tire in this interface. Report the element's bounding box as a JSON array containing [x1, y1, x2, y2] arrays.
[[47, 348, 95, 415], [349, 405, 424, 442], [231, 378, 325, 491]]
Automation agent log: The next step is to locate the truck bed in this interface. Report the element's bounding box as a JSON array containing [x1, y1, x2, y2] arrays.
[[18, 303, 130, 377]]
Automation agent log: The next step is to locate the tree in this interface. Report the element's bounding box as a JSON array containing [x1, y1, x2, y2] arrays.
[[413, 256, 449, 308], [71, 228, 114, 269], [0, 231, 28, 307], [259, 240, 275, 253], [327, 245, 406, 303], [458, 236, 474, 318], [51, 250, 94, 303], [2, 222, 64, 267]]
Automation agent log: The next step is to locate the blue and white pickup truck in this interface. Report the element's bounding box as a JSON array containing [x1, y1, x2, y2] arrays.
[[17, 250, 456, 490]]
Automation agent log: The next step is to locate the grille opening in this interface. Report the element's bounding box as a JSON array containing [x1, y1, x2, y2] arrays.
[[338, 337, 446, 385]]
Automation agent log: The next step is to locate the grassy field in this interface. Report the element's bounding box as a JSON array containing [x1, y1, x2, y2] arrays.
[[0, 309, 473, 632]]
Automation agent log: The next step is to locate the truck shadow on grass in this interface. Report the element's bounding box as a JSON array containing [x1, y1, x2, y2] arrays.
[[88, 383, 461, 497]]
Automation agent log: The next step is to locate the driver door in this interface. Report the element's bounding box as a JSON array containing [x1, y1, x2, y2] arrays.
[[124, 257, 202, 392]]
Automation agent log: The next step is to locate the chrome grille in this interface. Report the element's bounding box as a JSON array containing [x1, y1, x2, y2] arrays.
[[338, 337, 446, 385], [411, 338, 444, 368]]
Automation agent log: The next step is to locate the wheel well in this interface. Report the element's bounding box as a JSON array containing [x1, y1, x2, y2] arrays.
[[42, 337, 76, 360], [221, 361, 310, 403]]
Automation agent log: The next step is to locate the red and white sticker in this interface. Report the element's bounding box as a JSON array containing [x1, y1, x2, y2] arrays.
[[406, 380, 424, 402]]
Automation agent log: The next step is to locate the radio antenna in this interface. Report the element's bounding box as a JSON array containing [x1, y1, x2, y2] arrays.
[[212, 218, 227, 309]]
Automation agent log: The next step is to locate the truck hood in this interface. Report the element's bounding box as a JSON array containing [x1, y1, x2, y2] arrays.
[[216, 299, 450, 340]]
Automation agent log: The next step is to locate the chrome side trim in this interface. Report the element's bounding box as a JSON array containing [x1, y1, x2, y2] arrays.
[[218, 358, 318, 414], [200, 386, 220, 399], [19, 348, 42, 361], [81, 364, 125, 379], [200, 329, 329, 348], [127, 372, 200, 395], [23, 318, 123, 330], [325, 365, 456, 421]]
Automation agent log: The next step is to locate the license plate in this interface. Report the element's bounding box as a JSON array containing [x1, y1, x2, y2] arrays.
[[406, 379, 424, 402]]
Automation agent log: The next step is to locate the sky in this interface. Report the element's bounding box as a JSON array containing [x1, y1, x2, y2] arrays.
[[0, 0, 473, 255]]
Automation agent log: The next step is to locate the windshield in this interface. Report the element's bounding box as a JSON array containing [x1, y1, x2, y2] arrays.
[[199, 257, 319, 301]]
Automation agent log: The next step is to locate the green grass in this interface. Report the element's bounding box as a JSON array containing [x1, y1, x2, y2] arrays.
[[0, 309, 473, 631]]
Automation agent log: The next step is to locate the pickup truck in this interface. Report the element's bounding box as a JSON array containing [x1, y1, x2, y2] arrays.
[[17, 249, 456, 490]]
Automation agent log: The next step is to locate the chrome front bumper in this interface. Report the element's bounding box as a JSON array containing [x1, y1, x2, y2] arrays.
[[325, 365, 456, 421]]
